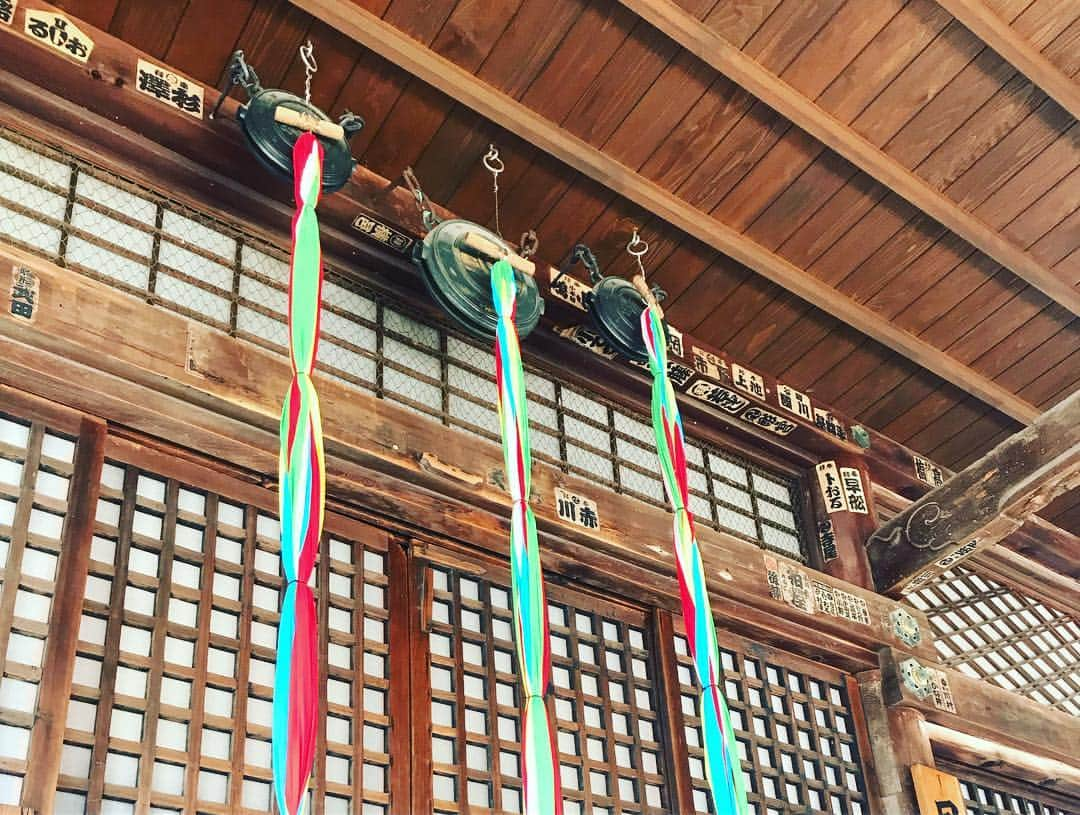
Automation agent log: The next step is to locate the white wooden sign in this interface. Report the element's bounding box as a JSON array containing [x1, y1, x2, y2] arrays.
[[0, 0, 17, 26], [731, 362, 766, 400], [816, 461, 847, 513], [135, 59, 205, 118], [686, 380, 748, 413], [777, 382, 813, 421], [839, 467, 869, 514], [555, 487, 599, 530], [25, 10, 92, 62]]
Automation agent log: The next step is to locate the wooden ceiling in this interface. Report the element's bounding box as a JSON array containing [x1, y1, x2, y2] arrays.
[[54, 0, 1080, 530]]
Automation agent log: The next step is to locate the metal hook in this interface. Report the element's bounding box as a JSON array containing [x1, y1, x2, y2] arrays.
[[626, 228, 650, 280], [300, 40, 317, 103], [482, 144, 505, 176], [483, 144, 505, 237], [626, 229, 649, 258]]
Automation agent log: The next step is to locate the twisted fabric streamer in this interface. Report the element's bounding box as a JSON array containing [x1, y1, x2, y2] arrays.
[[642, 305, 748, 815], [491, 259, 563, 815], [272, 132, 326, 815]]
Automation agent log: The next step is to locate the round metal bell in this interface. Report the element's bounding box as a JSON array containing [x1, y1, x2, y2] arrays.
[[237, 89, 362, 193], [416, 219, 544, 340], [585, 275, 658, 364]]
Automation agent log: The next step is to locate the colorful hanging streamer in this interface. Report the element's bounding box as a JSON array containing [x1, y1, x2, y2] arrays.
[[272, 132, 326, 815], [641, 305, 749, 815], [491, 259, 563, 815]]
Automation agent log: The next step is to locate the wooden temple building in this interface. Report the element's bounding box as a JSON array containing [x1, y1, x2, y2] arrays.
[[0, 0, 1077, 813]]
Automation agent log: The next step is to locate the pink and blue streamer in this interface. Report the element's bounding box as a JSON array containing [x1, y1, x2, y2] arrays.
[[491, 259, 562, 815], [272, 132, 326, 815], [642, 305, 748, 815]]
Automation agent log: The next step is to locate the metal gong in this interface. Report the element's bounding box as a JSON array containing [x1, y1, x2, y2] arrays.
[[212, 50, 363, 194], [416, 219, 544, 340], [567, 240, 664, 364], [585, 275, 656, 363], [238, 90, 362, 193]]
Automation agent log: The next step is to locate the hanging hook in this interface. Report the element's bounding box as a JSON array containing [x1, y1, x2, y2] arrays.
[[482, 144, 505, 176], [626, 228, 650, 278], [483, 144, 505, 238], [626, 229, 665, 314], [300, 40, 317, 104], [626, 229, 649, 259]]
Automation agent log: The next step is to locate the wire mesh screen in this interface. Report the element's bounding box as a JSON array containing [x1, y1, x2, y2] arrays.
[[905, 567, 1079, 718], [0, 126, 806, 560], [672, 621, 869, 815], [0, 411, 77, 804], [426, 563, 670, 815], [955, 772, 1076, 815], [55, 458, 392, 814]]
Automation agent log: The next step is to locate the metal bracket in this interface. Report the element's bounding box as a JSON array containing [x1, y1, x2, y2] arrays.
[[552, 243, 599, 288], [851, 424, 871, 449], [889, 607, 922, 648], [899, 657, 934, 700], [402, 166, 439, 231], [209, 50, 262, 120]]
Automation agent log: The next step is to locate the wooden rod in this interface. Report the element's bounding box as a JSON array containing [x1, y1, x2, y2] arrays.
[[460, 231, 536, 277], [631, 274, 664, 319], [273, 106, 346, 140]]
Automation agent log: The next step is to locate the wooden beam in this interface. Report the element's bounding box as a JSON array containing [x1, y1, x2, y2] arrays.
[[290, 0, 1041, 425], [613, 0, 1080, 319], [867, 390, 1080, 594], [969, 543, 1080, 618], [873, 482, 1080, 610], [0, 241, 937, 673], [879, 647, 1080, 778], [932, 728, 1080, 806], [934, 0, 1080, 122]]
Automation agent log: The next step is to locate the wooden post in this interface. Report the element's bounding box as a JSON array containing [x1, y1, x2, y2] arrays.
[[649, 610, 695, 812], [856, 669, 933, 815], [388, 539, 425, 812], [813, 455, 876, 590], [21, 417, 106, 813], [868, 390, 1080, 595]]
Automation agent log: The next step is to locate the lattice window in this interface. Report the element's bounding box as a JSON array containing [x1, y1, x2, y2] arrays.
[[0, 126, 807, 561], [427, 563, 669, 815], [672, 623, 868, 815], [0, 412, 76, 803], [55, 457, 392, 814], [906, 567, 1080, 717], [956, 773, 1076, 815]]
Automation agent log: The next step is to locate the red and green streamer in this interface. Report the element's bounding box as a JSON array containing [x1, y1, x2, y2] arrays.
[[491, 259, 563, 815], [272, 132, 326, 815], [641, 304, 749, 815]]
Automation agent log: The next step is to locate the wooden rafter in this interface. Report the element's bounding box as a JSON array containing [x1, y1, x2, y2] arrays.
[[934, 0, 1080, 122], [614, 0, 1080, 318], [289, 0, 1040, 425], [867, 389, 1080, 595]]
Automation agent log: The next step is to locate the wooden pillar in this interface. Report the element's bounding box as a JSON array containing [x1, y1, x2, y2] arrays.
[[22, 417, 106, 813], [856, 669, 934, 815], [395, 539, 431, 812], [813, 455, 876, 589], [649, 609, 695, 813]]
